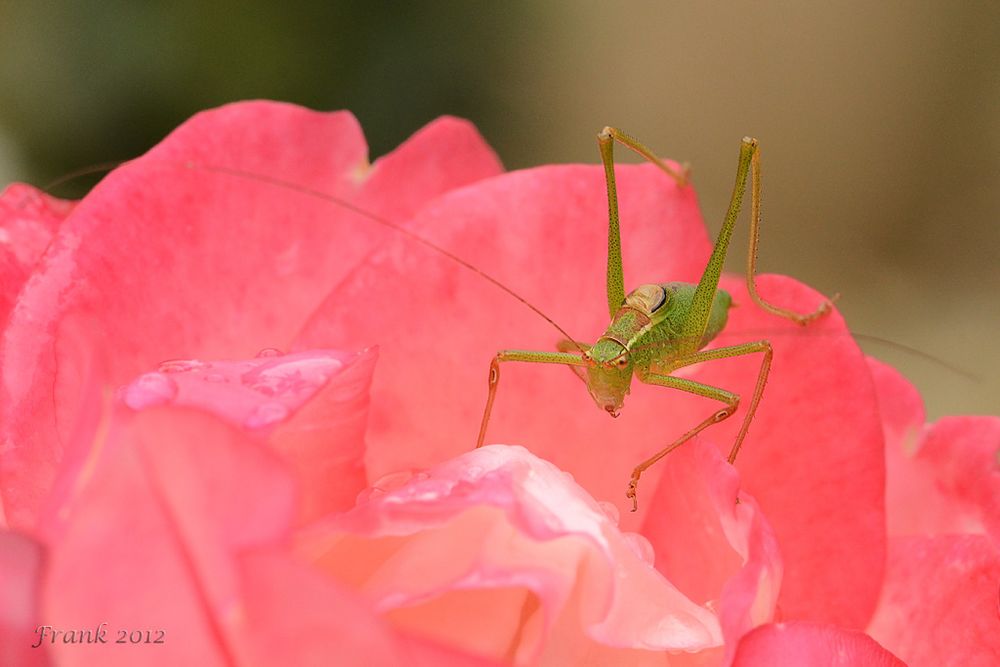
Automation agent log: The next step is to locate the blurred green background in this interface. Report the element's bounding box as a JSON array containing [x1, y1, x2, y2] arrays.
[[1, 1, 997, 417]]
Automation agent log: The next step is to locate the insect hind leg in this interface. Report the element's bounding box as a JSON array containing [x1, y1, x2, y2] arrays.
[[743, 140, 838, 325], [630, 339, 773, 511], [628, 373, 739, 512]]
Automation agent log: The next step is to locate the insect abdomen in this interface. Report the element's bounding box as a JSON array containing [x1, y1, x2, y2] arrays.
[[642, 282, 732, 357]]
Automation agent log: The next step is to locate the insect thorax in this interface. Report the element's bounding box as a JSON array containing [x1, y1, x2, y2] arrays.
[[593, 282, 732, 367]]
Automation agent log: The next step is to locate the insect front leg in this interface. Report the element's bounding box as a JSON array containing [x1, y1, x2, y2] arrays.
[[556, 339, 591, 384], [630, 340, 773, 511], [476, 349, 590, 449]]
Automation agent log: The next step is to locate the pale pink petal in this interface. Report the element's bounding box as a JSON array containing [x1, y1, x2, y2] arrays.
[[297, 444, 722, 664], [42, 407, 292, 665], [43, 403, 496, 665], [732, 622, 905, 666], [0, 102, 501, 531], [641, 438, 782, 664], [0, 530, 50, 666], [868, 535, 1000, 666], [117, 348, 376, 522], [0, 183, 73, 326], [238, 548, 503, 666]]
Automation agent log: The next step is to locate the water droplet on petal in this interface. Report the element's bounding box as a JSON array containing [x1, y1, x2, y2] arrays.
[[356, 469, 421, 505], [256, 347, 282, 358], [623, 532, 655, 566], [355, 486, 383, 505], [242, 354, 343, 399], [122, 372, 178, 410], [371, 470, 417, 493], [158, 359, 206, 373], [598, 500, 620, 525], [244, 402, 290, 429]]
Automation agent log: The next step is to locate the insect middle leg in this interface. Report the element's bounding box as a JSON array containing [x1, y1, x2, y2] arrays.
[[628, 340, 772, 511], [476, 349, 589, 449]]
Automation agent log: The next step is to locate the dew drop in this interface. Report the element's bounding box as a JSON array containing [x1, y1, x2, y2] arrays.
[[244, 402, 290, 429], [371, 469, 417, 493], [122, 372, 178, 410], [158, 359, 205, 374], [356, 469, 421, 505], [256, 347, 282, 358], [355, 486, 384, 505], [597, 500, 620, 525], [242, 355, 343, 398], [623, 532, 655, 566]]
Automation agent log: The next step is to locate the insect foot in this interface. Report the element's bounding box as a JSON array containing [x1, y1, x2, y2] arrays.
[[791, 292, 841, 327], [627, 474, 641, 513]]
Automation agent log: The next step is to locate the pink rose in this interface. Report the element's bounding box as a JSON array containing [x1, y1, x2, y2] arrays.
[[1, 101, 995, 665]]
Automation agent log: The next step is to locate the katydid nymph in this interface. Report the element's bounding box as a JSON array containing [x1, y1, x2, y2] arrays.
[[475, 128, 836, 511]]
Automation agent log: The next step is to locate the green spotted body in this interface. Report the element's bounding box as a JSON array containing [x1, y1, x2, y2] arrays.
[[585, 282, 733, 414]]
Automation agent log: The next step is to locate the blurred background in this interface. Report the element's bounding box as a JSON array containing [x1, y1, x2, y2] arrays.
[[0, 1, 996, 417]]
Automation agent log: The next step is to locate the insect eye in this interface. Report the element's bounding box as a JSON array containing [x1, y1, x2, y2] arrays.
[[616, 357, 629, 368]]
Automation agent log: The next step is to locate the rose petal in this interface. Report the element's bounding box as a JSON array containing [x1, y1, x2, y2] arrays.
[[238, 548, 502, 666], [1, 102, 501, 531], [115, 347, 377, 522], [41, 407, 294, 665], [902, 417, 1000, 539], [641, 438, 782, 664], [297, 444, 722, 663], [867, 356, 926, 451], [871, 357, 1000, 538], [266, 349, 378, 520], [0, 530, 49, 666], [867, 535, 1000, 666], [732, 621, 905, 666], [0, 183, 73, 326], [43, 402, 496, 665], [677, 274, 887, 627]]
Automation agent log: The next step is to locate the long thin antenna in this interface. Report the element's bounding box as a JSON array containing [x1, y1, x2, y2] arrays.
[[9, 161, 126, 211], [39, 161, 126, 193], [628, 328, 977, 382], [184, 162, 587, 353]]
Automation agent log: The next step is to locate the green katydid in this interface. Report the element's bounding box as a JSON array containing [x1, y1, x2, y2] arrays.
[[474, 128, 836, 511]]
